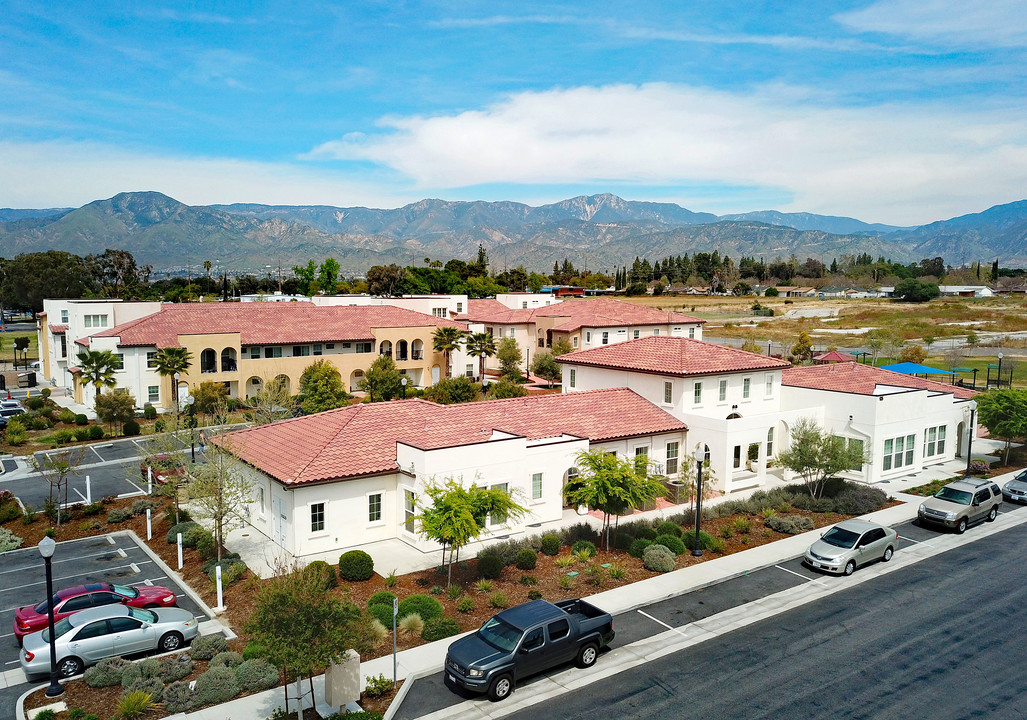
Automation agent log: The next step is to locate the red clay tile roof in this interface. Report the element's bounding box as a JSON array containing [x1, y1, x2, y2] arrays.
[[90, 303, 466, 348], [219, 388, 687, 485], [48, 325, 68, 333], [782, 362, 978, 399], [813, 350, 854, 363], [456, 297, 704, 331], [558, 336, 790, 377]]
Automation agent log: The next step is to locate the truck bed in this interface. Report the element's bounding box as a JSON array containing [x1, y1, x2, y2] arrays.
[[554, 598, 614, 639]]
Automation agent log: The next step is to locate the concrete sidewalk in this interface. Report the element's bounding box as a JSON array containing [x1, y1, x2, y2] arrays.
[[150, 464, 1024, 720]]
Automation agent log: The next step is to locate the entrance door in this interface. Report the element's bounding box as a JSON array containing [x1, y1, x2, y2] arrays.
[[271, 496, 287, 547]]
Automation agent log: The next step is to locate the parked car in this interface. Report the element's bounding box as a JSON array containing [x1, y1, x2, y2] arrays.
[[917, 477, 1003, 533], [0, 399, 22, 410], [20, 604, 199, 679], [140, 454, 187, 484], [1002, 470, 1027, 504], [445, 598, 615, 701], [803, 519, 898, 575], [13, 582, 178, 643], [0, 407, 25, 419]]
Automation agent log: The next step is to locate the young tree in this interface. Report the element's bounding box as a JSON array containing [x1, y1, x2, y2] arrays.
[[778, 417, 867, 499], [740, 336, 762, 354], [188, 441, 253, 562], [496, 337, 522, 380], [94, 391, 136, 435], [31, 448, 85, 528], [432, 326, 466, 379], [191, 381, 229, 420], [464, 332, 497, 380], [299, 359, 351, 414], [551, 337, 574, 356], [153, 347, 194, 405], [563, 450, 665, 550], [790, 331, 814, 364], [900, 344, 927, 364], [318, 258, 340, 294], [421, 376, 478, 404], [976, 389, 1027, 464], [864, 329, 886, 366], [486, 378, 528, 399], [360, 354, 402, 402], [415, 477, 529, 586], [143, 416, 191, 525], [76, 349, 119, 396], [529, 350, 561, 387], [248, 375, 294, 426]]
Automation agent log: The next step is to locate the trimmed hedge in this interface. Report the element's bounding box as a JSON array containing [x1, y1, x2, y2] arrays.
[[339, 550, 375, 581], [190, 666, 239, 708], [398, 594, 443, 622], [628, 538, 653, 558], [653, 533, 687, 556], [515, 548, 537, 570], [163, 681, 192, 714], [681, 529, 716, 552], [422, 616, 462, 642], [571, 540, 597, 557], [234, 658, 280, 692], [367, 604, 396, 629], [304, 560, 338, 590], [539, 534, 561, 556], [655, 521, 683, 538], [367, 591, 397, 608], [643, 544, 676, 573], [84, 657, 131, 688], [189, 634, 228, 661], [477, 554, 504, 580]]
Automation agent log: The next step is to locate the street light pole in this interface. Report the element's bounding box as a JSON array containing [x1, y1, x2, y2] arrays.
[[692, 446, 705, 558], [401, 377, 408, 399], [965, 401, 977, 477], [38, 537, 64, 697]]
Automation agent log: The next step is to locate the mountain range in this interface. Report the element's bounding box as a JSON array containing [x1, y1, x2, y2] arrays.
[[2, 192, 1025, 274]]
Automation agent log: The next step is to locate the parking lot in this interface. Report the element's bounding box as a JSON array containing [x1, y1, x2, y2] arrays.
[[0, 532, 209, 678]]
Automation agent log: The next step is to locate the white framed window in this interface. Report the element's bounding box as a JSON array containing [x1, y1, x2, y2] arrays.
[[368, 492, 383, 524], [882, 434, 916, 471], [924, 426, 947, 457], [60, 309, 69, 323], [522, 301, 528, 309], [634, 446, 648, 474], [585, 331, 591, 343], [257, 487, 265, 518], [601, 331, 609, 345], [112, 353, 124, 370], [663, 381, 673, 404], [531, 472, 543, 500], [767, 427, 774, 457], [569, 368, 576, 388], [666, 442, 679, 475], [264, 346, 283, 358], [572, 336, 579, 348], [489, 482, 509, 526], [456, 302, 463, 312], [718, 379, 727, 402], [250, 346, 261, 360], [508, 328, 515, 338], [653, 329, 660, 336], [688, 327, 695, 339], [743, 377, 751, 399], [403, 489, 416, 533], [309, 502, 326, 533], [693, 382, 703, 405], [147, 385, 159, 403], [293, 345, 310, 357], [432, 307, 447, 317], [146, 351, 158, 368], [356, 342, 373, 353], [465, 364, 474, 378], [83, 314, 108, 328], [765, 374, 774, 397], [633, 329, 640, 339]]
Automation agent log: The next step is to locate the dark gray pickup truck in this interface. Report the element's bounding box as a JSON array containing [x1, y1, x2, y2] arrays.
[[444, 598, 615, 701]]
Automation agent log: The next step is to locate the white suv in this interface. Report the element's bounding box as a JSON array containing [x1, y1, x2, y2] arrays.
[[917, 478, 1002, 534]]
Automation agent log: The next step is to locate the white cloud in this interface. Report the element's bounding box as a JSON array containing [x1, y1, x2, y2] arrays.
[[308, 82, 1027, 225], [835, 0, 1027, 47], [0, 141, 413, 209]]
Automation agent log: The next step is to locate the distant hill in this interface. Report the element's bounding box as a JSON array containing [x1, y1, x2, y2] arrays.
[[1, 191, 1025, 272]]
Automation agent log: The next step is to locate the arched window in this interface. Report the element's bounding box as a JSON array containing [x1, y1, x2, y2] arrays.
[[379, 340, 392, 358], [200, 348, 217, 373], [397, 340, 408, 362], [220, 348, 237, 372]]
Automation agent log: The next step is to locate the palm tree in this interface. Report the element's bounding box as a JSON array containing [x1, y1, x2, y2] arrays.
[[432, 326, 466, 379], [465, 332, 497, 381], [153, 347, 194, 405], [76, 349, 119, 397]]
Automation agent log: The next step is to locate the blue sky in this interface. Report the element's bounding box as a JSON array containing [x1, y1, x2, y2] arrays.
[[2, 0, 1026, 224]]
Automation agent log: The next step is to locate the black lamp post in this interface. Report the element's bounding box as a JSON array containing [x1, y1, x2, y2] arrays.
[[692, 446, 705, 558], [38, 537, 64, 697], [965, 401, 977, 477], [401, 376, 408, 399]]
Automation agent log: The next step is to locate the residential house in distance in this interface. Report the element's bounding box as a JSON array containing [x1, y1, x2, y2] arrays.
[[557, 336, 799, 493], [219, 389, 687, 560], [40, 300, 466, 410]]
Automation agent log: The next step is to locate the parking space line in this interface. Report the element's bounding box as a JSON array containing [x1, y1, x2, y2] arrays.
[[73, 487, 88, 503], [117, 548, 127, 558], [636, 609, 689, 638], [90, 445, 105, 463], [0, 549, 129, 576], [897, 535, 922, 543], [774, 564, 827, 586]]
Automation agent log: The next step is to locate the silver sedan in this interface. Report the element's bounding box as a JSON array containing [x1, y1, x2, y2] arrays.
[[803, 518, 898, 576], [20, 603, 199, 679]]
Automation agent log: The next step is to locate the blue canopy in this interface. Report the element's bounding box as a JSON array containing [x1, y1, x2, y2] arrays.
[[879, 362, 955, 376]]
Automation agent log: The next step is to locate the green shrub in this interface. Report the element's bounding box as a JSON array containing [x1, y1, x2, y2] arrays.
[[75, 413, 88, 426], [190, 666, 240, 708], [653, 533, 687, 555], [422, 617, 462, 642], [558, 575, 575, 590], [116, 690, 155, 720], [88, 424, 105, 440], [681, 529, 716, 552], [84, 657, 131, 687], [766, 514, 815, 535], [59, 409, 77, 424], [195, 531, 218, 561], [49, 429, 76, 446], [159, 654, 193, 683], [29, 416, 52, 431], [656, 521, 683, 538], [571, 540, 597, 558], [430, 585, 444, 595], [834, 485, 888, 515], [527, 589, 543, 600], [446, 585, 462, 600], [69, 710, 86, 720], [515, 548, 537, 570], [123, 420, 141, 436], [106, 507, 133, 524], [488, 591, 510, 609], [4, 426, 27, 445], [477, 541, 521, 567], [304, 560, 338, 590], [242, 643, 267, 661], [323, 712, 383, 720], [367, 603, 396, 629], [164, 507, 191, 526], [398, 594, 443, 622], [163, 681, 192, 714], [73, 428, 91, 442], [456, 597, 475, 613], [732, 517, 752, 534], [608, 564, 627, 579], [210, 651, 243, 668], [398, 613, 424, 636], [643, 544, 676, 572], [131, 499, 157, 515], [32, 711, 56, 720], [122, 677, 164, 704], [628, 538, 652, 558], [613, 532, 635, 551], [338, 550, 374, 581], [207, 558, 247, 585], [121, 658, 161, 688], [25, 397, 44, 411], [189, 633, 228, 661], [519, 574, 538, 586], [364, 673, 393, 698], [143, 406, 158, 420], [708, 537, 727, 553], [154, 419, 166, 432], [477, 553, 504, 579], [367, 591, 397, 608], [234, 658, 280, 692], [184, 524, 212, 549], [540, 534, 561, 556]]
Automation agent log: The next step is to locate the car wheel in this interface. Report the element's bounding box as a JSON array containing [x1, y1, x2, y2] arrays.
[[57, 656, 83, 678], [956, 517, 967, 534], [159, 632, 184, 652], [844, 560, 856, 576], [487, 673, 513, 702], [576, 642, 599, 668], [882, 546, 894, 562], [987, 506, 998, 522]]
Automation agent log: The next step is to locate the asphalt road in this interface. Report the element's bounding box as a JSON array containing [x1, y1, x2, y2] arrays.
[[500, 518, 1027, 720]]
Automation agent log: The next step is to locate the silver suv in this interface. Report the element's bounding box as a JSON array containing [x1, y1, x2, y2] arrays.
[[917, 478, 1002, 534]]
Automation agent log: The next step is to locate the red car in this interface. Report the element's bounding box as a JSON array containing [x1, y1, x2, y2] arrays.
[[13, 582, 178, 644]]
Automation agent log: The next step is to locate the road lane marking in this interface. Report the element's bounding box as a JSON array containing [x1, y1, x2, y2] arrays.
[[774, 564, 827, 586], [636, 610, 689, 638]]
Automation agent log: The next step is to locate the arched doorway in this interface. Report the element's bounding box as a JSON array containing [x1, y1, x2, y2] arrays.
[[396, 340, 408, 362], [272, 374, 291, 395], [246, 376, 262, 400], [350, 369, 364, 393], [956, 421, 966, 458], [221, 348, 238, 372]]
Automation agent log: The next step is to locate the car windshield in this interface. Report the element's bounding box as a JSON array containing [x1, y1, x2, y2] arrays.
[[935, 488, 972, 505], [33, 596, 60, 614], [42, 617, 75, 642], [821, 526, 860, 549], [128, 607, 156, 623], [112, 584, 139, 599], [478, 617, 522, 653]]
